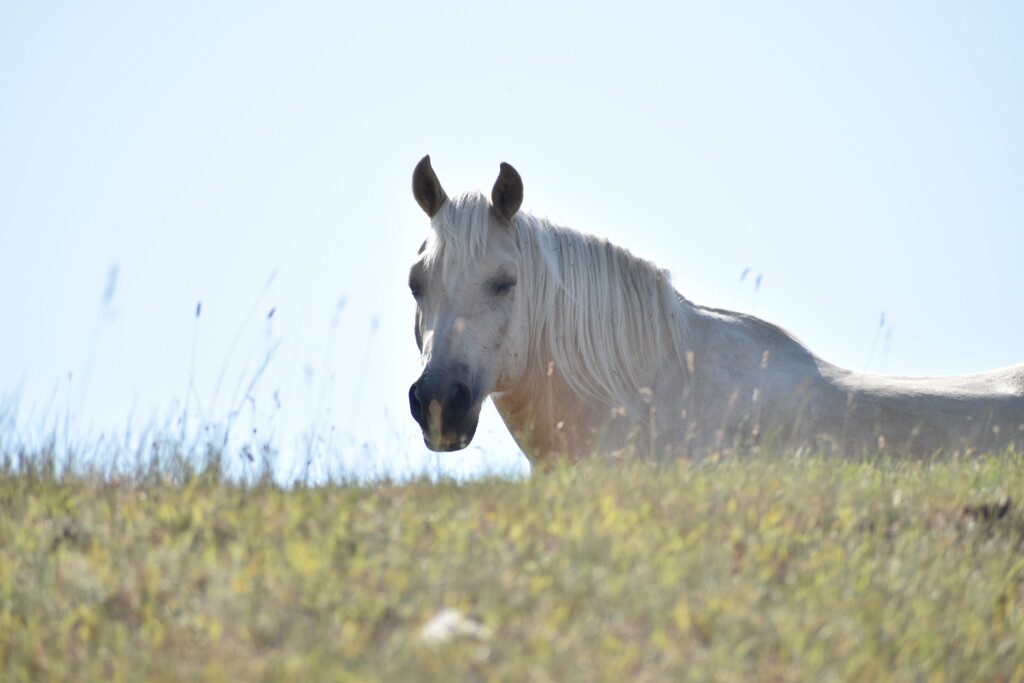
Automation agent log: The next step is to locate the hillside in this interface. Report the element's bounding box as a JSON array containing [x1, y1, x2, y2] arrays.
[[2, 448, 1023, 680]]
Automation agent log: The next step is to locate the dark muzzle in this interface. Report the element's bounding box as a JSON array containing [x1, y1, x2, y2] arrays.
[[409, 374, 479, 451]]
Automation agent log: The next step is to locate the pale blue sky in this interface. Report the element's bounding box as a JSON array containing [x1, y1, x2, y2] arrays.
[[2, 2, 1022, 479]]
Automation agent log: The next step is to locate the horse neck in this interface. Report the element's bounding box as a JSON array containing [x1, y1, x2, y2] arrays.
[[493, 285, 692, 465], [491, 355, 617, 465]]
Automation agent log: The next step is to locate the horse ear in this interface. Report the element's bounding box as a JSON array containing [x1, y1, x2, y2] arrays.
[[412, 155, 447, 218], [491, 162, 523, 222]]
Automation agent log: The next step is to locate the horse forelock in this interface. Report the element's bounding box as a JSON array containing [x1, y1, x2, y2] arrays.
[[425, 191, 495, 291]]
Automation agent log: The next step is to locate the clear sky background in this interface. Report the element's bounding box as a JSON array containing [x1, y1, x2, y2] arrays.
[[2, 2, 1022, 480]]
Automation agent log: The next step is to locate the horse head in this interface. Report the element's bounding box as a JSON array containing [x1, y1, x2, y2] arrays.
[[407, 156, 529, 451]]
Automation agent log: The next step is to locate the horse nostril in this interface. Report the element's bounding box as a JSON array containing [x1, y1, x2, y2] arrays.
[[409, 383, 426, 427], [411, 379, 473, 432], [448, 382, 472, 422]]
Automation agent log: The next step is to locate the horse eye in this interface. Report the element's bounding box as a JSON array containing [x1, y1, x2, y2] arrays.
[[409, 282, 423, 298], [491, 279, 517, 295]]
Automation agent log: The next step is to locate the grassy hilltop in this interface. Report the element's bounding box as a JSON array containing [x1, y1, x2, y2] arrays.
[[2, 446, 1024, 681]]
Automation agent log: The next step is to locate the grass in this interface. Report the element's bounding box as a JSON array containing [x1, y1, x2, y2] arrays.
[[2, 443, 1024, 681]]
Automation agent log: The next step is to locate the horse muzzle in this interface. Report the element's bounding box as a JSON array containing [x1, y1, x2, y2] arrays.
[[409, 375, 482, 451]]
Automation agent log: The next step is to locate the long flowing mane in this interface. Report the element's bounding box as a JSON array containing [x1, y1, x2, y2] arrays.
[[429, 191, 691, 413]]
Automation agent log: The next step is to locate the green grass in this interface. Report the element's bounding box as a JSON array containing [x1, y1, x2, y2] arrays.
[[2, 446, 1024, 681]]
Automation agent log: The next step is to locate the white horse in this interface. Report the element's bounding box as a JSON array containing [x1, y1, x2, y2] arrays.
[[407, 156, 1024, 467]]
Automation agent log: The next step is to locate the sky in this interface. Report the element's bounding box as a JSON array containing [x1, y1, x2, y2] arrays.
[[2, 2, 1022, 480]]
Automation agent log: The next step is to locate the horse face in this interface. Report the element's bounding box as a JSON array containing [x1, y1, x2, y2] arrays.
[[408, 156, 528, 451]]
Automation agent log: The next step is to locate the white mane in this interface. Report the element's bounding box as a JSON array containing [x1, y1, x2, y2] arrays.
[[430, 191, 691, 413]]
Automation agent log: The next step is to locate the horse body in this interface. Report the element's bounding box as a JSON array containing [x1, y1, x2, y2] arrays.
[[408, 156, 1024, 466], [820, 360, 1024, 455], [680, 304, 1024, 458]]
